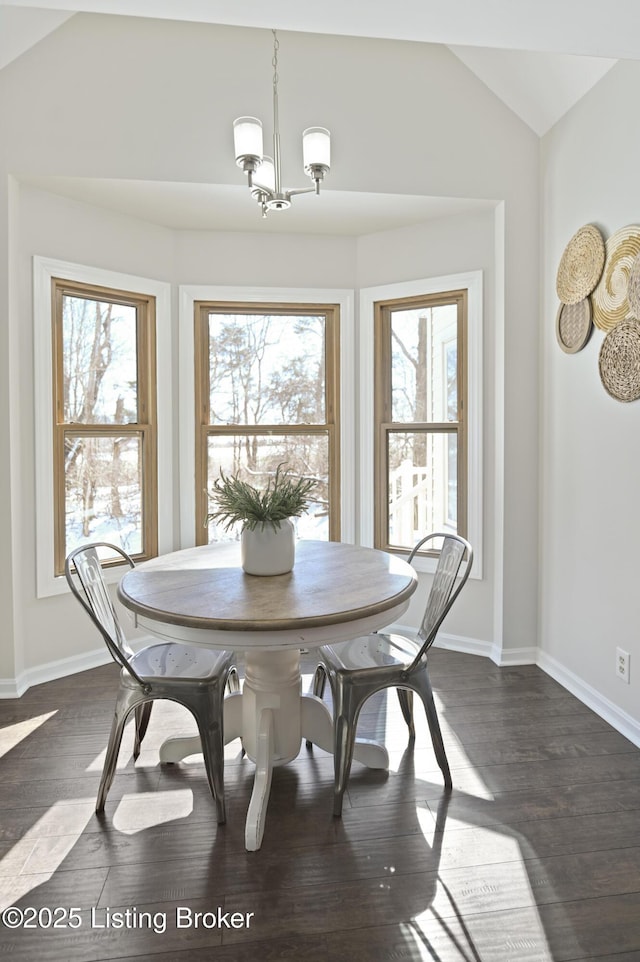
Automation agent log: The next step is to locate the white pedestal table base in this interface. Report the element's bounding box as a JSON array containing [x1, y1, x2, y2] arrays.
[[158, 648, 389, 850]]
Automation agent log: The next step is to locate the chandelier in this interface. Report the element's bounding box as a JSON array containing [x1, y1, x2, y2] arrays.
[[233, 30, 331, 217]]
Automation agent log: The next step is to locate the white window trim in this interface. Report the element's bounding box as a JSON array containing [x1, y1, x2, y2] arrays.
[[33, 256, 174, 598], [178, 285, 355, 548], [359, 270, 483, 579]]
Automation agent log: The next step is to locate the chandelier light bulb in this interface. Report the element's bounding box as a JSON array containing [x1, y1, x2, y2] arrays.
[[233, 117, 264, 167], [252, 155, 276, 195], [302, 127, 331, 174]]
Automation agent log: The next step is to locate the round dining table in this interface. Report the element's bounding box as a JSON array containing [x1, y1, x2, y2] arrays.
[[117, 539, 418, 850]]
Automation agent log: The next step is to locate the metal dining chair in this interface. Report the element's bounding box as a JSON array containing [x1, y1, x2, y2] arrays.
[[308, 532, 473, 816], [65, 542, 239, 823]]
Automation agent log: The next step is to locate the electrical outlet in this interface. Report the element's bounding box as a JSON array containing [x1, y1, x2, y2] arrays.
[[616, 647, 630, 684]]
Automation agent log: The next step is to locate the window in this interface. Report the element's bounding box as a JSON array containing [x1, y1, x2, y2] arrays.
[[374, 290, 467, 554], [51, 278, 158, 575], [360, 271, 482, 577], [193, 301, 341, 543]]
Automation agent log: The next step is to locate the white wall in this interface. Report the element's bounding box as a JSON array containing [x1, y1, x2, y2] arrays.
[[540, 59, 640, 732], [0, 176, 19, 682], [0, 13, 540, 687], [174, 232, 356, 290]]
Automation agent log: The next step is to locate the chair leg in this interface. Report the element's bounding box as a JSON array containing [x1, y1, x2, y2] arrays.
[[313, 663, 327, 698], [97, 687, 142, 813], [332, 679, 362, 818], [413, 672, 452, 789], [224, 666, 245, 756], [227, 666, 241, 694], [133, 702, 153, 760], [189, 686, 227, 825], [305, 663, 328, 749], [397, 688, 416, 739]]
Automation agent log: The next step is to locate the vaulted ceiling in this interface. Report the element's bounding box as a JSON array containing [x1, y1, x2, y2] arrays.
[[3, 1, 638, 233], [3, 0, 637, 135]]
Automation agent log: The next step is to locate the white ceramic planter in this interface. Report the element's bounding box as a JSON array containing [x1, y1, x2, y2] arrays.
[[241, 519, 295, 576]]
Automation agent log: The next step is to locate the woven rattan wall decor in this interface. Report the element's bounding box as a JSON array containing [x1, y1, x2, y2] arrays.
[[627, 252, 640, 319], [592, 225, 640, 331], [556, 224, 605, 306], [555, 223, 640, 402], [598, 318, 640, 402], [556, 299, 592, 354]]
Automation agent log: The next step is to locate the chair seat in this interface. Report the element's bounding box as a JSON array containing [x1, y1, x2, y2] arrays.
[[130, 643, 232, 681], [322, 631, 421, 672]]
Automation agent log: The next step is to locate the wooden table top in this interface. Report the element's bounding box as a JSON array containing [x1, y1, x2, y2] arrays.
[[117, 540, 417, 634]]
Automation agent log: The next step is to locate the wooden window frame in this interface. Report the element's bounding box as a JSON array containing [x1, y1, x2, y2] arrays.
[[51, 277, 158, 576], [193, 301, 341, 543], [374, 289, 468, 555]]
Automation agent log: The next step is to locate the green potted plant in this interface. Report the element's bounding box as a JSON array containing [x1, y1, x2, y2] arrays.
[[206, 464, 317, 575]]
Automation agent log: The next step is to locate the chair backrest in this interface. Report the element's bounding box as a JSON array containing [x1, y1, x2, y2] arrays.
[[65, 543, 146, 686], [408, 532, 473, 669]]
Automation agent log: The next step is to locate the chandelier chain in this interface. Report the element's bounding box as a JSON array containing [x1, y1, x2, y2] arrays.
[[272, 30, 279, 97]]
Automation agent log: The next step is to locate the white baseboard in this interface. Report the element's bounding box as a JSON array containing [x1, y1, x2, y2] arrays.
[[0, 634, 167, 699], [390, 624, 526, 666], [537, 650, 640, 749], [433, 632, 500, 662], [0, 647, 112, 699], [493, 645, 539, 667], [392, 625, 640, 746], [0, 677, 24, 698], [4, 635, 640, 749]]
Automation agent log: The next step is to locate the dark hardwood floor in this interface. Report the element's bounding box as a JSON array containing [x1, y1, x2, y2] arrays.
[[1, 648, 640, 961]]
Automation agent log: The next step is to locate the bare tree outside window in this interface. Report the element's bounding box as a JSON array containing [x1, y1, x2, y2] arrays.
[[52, 280, 157, 574], [195, 304, 340, 543]]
